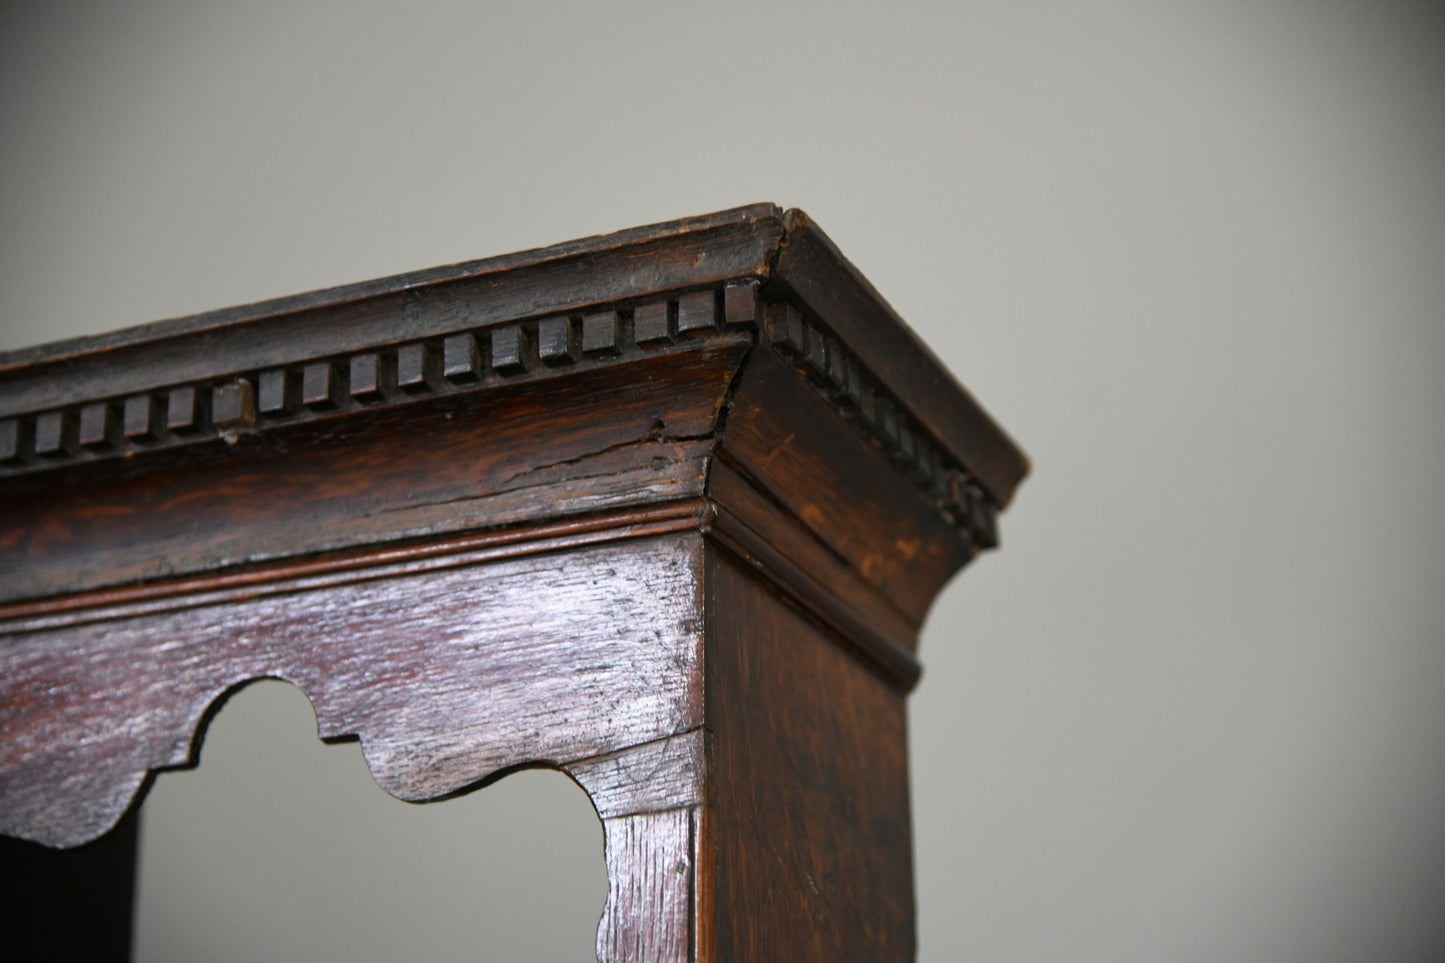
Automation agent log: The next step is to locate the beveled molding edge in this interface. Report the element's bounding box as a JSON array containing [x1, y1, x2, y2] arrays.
[[0, 282, 1000, 554], [758, 299, 999, 551], [0, 491, 924, 694], [0, 502, 709, 631], [704, 501, 923, 692], [0, 281, 762, 476]]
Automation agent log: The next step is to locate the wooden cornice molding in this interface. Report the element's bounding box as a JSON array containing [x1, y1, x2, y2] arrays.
[[0, 205, 1025, 498], [0, 204, 785, 409], [1, 208, 1029, 961], [0, 203, 1027, 655], [770, 208, 1027, 506]]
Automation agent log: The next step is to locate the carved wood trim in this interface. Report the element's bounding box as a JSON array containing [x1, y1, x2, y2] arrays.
[[703, 463, 922, 691], [0, 288, 998, 547], [0, 207, 1027, 960], [0, 205, 1024, 515], [0, 502, 707, 628], [0, 534, 707, 848], [0, 206, 785, 411], [1, 292, 1000, 552], [768, 207, 1026, 506], [0, 293, 749, 478], [759, 299, 1000, 551]]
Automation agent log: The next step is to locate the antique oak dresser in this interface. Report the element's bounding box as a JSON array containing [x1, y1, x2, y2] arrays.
[[0, 205, 1026, 960]]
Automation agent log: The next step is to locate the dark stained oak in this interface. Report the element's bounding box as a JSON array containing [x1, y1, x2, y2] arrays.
[[704, 549, 916, 959], [2, 533, 706, 849], [769, 209, 1026, 507], [718, 344, 974, 625], [0, 343, 746, 604], [0, 205, 1026, 961]]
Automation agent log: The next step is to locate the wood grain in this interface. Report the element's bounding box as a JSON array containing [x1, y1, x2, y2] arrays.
[[702, 547, 916, 960], [718, 344, 973, 624], [0, 502, 704, 626], [566, 729, 704, 820], [0, 534, 705, 848], [0, 206, 1029, 961], [597, 808, 697, 963], [770, 207, 1028, 506], [0, 205, 786, 416], [1, 344, 746, 603]]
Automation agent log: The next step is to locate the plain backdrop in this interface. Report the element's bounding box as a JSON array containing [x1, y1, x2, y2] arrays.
[[3, 2, 1443, 960]]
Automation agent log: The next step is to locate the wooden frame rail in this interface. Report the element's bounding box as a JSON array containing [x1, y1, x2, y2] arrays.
[[0, 205, 1026, 960]]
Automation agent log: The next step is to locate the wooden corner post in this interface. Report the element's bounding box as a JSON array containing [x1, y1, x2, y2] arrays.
[[0, 205, 1026, 960]]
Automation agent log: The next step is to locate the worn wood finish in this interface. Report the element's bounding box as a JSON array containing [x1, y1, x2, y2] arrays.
[[5, 533, 710, 955], [570, 735, 706, 962], [702, 548, 916, 959], [0, 205, 785, 416], [566, 730, 704, 821], [596, 808, 700, 963], [718, 344, 974, 625], [1, 534, 705, 848], [770, 208, 1026, 507], [0, 205, 1026, 960], [705, 462, 922, 690], [0, 338, 747, 604]]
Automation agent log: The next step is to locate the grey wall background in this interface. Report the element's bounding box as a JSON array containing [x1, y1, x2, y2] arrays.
[[3, 2, 1443, 960]]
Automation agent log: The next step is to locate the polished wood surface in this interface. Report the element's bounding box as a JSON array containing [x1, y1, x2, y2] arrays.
[[705, 549, 915, 958], [0, 205, 1025, 960]]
